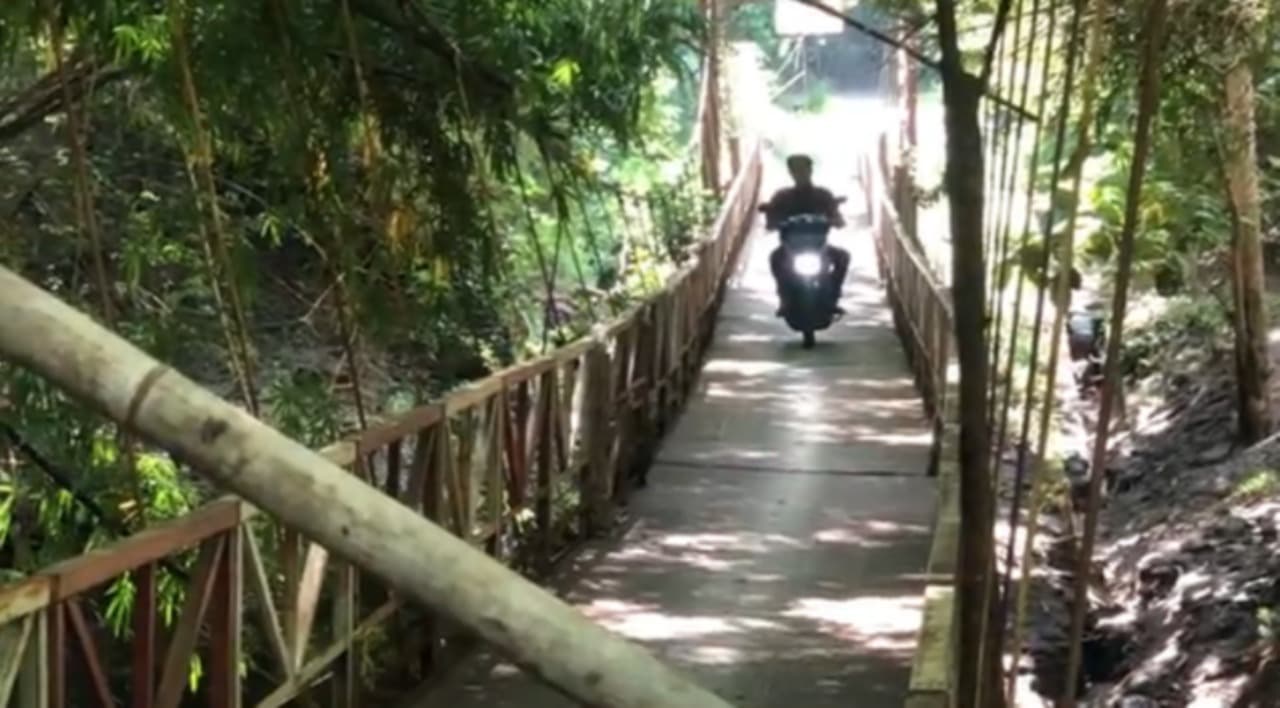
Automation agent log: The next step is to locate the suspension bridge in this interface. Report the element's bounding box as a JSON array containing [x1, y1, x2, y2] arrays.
[[0, 0, 1055, 703], [0, 108, 962, 708]]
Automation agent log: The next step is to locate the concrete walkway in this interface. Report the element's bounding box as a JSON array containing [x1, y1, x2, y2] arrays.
[[411, 165, 937, 708]]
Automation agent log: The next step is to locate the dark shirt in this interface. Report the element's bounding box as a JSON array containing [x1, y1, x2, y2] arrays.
[[764, 185, 841, 230]]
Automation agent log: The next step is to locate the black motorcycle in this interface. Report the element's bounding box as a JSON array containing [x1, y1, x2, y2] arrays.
[[759, 200, 846, 349]]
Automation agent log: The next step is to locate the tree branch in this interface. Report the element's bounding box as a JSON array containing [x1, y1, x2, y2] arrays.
[[0, 57, 127, 143], [347, 0, 513, 95], [980, 0, 1017, 85]]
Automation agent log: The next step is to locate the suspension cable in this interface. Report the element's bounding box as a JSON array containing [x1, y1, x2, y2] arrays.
[[973, 1, 1060, 704], [983, 0, 1033, 406], [997, 0, 1086, 682], [1005, 0, 1109, 701], [986, 0, 1051, 433], [1061, 0, 1171, 700], [990, 0, 1063, 465]]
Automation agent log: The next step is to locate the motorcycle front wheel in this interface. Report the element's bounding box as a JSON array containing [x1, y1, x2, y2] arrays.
[[802, 329, 816, 349]]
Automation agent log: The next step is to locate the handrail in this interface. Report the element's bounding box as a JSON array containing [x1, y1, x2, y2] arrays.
[[859, 138, 960, 708], [0, 141, 763, 708]]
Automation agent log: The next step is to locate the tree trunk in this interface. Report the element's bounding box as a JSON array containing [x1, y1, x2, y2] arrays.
[[935, 6, 1003, 697], [945, 74, 1004, 708], [1223, 58, 1273, 443], [0, 266, 738, 708]]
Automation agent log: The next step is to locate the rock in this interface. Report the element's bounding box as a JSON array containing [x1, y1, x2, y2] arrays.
[[1137, 560, 1181, 603], [1209, 516, 1251, 540], [1116, 695, 1158, 708], [1242, 576, 1280, 605], [1189, 603, 1254, 643], [1181, 537, 1213, 554]]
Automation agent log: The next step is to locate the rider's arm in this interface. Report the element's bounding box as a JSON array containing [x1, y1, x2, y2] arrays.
[[763, 189, 789, 231], [821, 189, 846, 228]]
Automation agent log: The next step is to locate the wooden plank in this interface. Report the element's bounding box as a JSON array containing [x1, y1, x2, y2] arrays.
[[0, 612, 33, 705], [131, 564, 157, 708], [39, 498, 241, 600], [0, 577, 52, 626], [155, 537, 225, 708], [328, 561, 356, 708], [242, 525, 291, 680], [434, 425, 466, 537], [535, 369, 556, 571], [454, 412, 478, 539], [291, 542, 330, 670], [65, 599, 115, 708], [386, 439, 403, 501], [405, 428, 433, 514], [502, 384, 527, 509], [47, 604, 63, 708], [581, 344, 613, 535], [207, 528, 242, 708], [255, 599, 399, 708], [486, 396, 505, 546], [443, 375, 504, 415], [494, 352, 558, 386], [355, 404, 444, 456], [15, 608, 45, 708]]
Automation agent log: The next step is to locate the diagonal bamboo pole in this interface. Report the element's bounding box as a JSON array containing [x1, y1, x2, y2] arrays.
[[0, 266, 737, 708]]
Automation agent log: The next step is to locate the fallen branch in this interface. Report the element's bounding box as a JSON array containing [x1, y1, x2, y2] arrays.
[[0, 56, 127, 143]]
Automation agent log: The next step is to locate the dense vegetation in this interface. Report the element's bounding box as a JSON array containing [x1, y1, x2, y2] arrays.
[[0, 0, 717, 566], [868, 0, 1280, 704], [0, 1, 724, 694]]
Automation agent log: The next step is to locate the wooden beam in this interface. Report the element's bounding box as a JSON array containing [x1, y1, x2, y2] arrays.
[[0, 613, 33, 705]]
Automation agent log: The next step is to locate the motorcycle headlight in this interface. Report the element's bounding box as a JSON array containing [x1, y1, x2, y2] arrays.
[[792, 252, 823, 277]]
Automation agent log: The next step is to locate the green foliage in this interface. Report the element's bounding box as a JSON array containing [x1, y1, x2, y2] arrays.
[[1230, 468, 1280, 503], [1121, 296, 1230, 380], [0, 0, 722, 696]]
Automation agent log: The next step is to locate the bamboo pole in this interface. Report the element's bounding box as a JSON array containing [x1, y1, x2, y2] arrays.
[[1005, 0, 1109, 701], [0, 266, 737, 708], [1059, 0, 1170, 702]]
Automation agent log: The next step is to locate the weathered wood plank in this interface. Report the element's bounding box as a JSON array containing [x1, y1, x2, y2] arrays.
[[0, 578, 51, 627], [255, 599, 399, 708], [132, 563, 157, 708], [155, 537, 225, 708], [291, 541, 330, 669], [0, 613, 33, 706], [39, 498, 241, 600], [242, 525, 291, 680], [65, 599, 115, 708]]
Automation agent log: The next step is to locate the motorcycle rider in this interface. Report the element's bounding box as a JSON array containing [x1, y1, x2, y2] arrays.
[[761, 154, 850, 315]]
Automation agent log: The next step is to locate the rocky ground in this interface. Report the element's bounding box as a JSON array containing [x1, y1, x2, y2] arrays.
[[1009, 298, 1280, 707]]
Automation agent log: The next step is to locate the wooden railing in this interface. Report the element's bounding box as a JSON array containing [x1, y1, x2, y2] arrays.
[[861, 136, 952, 429], [857, 139, 960, 708], [0, 141, 763, 708]]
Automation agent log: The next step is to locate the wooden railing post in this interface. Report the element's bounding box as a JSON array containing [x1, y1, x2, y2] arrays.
[[581, 337, 614, 536], [16, 610, 46, 708], [207, 529, 242, 708]]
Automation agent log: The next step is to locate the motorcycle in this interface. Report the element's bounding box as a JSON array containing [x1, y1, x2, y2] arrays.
[[758, 198, 846, 349]]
